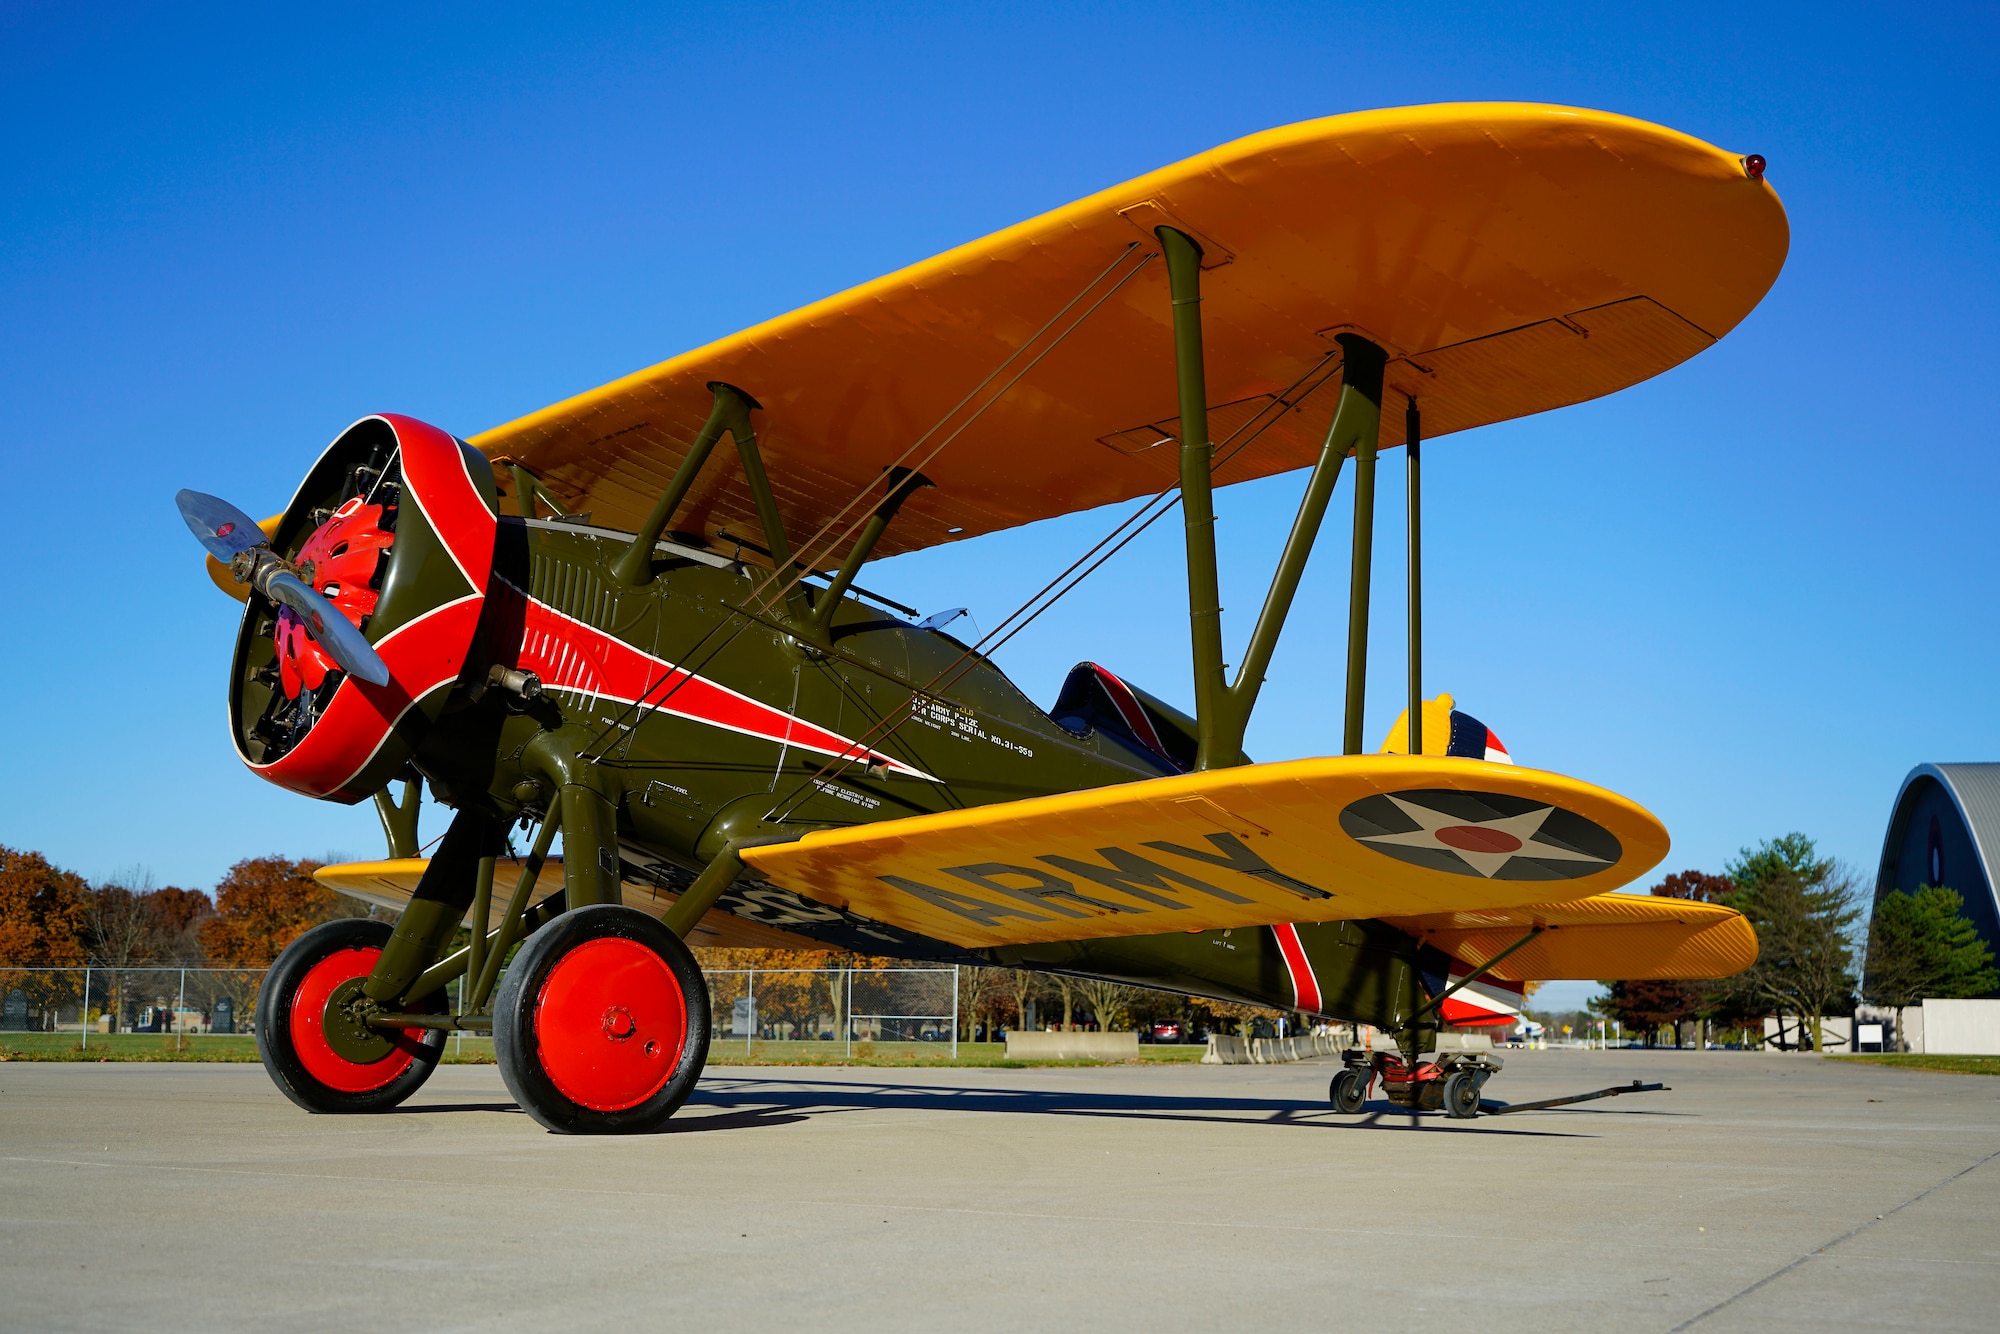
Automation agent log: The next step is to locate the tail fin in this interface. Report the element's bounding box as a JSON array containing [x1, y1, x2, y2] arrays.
[[1380, 692, 1513, 764]]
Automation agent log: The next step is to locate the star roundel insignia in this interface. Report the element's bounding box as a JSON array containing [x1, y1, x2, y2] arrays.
[[1338, 788, 1622, 881]]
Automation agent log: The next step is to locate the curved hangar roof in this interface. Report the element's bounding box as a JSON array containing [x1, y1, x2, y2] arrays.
[[472, 102, 1789, 565], [1877, 763, 2000, 969]]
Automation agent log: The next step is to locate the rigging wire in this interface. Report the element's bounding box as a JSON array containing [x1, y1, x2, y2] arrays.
[[760, 346, 1351, 822], [575, 242, 1157, 762], [744, 242, 1148, 611]]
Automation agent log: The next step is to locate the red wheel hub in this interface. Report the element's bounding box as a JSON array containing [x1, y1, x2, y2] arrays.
[[290, 945, 422, 1093], [533, 938, 687, 1112], [275, 495, 395, 699]]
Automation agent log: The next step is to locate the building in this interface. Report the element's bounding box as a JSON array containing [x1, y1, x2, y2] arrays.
[[1875, 763, 2000, 994]]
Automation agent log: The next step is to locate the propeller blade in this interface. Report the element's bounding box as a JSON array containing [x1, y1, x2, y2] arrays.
[[264, 571, 392, 687], [176, 489, 270, 562]]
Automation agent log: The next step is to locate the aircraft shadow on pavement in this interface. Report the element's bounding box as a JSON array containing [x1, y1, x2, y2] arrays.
[[393, 1101, 524, 1115], [678, 1076, 1602, 1138], [389, 1100, 811, 1132]]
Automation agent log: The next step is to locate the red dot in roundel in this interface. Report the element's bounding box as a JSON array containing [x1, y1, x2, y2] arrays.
[[217, 522, 235, 536], [1436, 825, 1523, 854]]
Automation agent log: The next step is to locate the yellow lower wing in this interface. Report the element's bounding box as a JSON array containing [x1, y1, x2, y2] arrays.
[[740, 757, 1669, 949], [1384, 893, 1757, 981]]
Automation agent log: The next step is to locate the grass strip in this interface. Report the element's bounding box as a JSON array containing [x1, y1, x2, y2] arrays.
[[1829, 1053, 2000, 1076]]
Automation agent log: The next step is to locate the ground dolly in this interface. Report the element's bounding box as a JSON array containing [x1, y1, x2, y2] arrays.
[[180, 104, 1784, 1131]]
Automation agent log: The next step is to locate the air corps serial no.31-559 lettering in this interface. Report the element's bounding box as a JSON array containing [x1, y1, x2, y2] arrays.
[[178, 103, 1782, 1132]]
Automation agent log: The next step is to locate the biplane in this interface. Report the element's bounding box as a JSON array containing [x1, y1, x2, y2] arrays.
[[177, 103, 1783, 1131]]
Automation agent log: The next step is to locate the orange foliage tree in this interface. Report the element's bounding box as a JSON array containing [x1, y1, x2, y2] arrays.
[[0, 845, 91, 1015], [198, 857, 338, 967]]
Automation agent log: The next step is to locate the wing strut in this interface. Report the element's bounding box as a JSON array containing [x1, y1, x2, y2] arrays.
[[1405, 395, 1423, 757], [1159, 227, 1387, 770], [610, 382, 764, 586]]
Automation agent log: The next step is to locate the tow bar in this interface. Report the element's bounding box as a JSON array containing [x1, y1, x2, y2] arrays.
[[1481, 1079, 1669, 1116]]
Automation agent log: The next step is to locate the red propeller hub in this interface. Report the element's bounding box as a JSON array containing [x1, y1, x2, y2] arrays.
[[273, 496, 395, 699]]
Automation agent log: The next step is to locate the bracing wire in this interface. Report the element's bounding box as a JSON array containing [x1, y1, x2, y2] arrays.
[[576, 242, 1156, 762], [760, 346, 1351, 822]]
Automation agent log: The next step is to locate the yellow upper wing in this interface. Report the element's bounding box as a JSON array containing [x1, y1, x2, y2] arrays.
[[740, 756, 1671, 948], [474, 104, 1787, 564]]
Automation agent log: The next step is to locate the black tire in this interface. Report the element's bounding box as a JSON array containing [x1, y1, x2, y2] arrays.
[[257, 918, 445, 1114], [1329, 1066, 1368, 1114], [494, 904, 711, 1134], [1442, 1068, 1482, 1119]]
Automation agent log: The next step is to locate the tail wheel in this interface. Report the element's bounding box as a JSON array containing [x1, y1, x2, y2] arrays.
[[256, 918, 444, 1113], [1442, 1068, 1483, 1119], [1329, 1066, 1368, 1114], [494, 904, 710, 1134]]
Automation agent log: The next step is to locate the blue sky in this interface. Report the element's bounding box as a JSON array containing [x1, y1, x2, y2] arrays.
[[3, 3, 1995, 1005]]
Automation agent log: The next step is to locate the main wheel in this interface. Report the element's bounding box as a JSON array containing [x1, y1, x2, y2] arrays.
[[1442, 1068, 1482, 1119], [256, 918, 445, 1114], [1329, 1066, 1368, 1114], [494, 904, 710, 1134]]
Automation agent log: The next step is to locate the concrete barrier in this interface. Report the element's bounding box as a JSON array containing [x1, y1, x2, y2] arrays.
[[1004, 1031, 1140, 1061], [1434, 1031, 1496, 1052], [1920, 999, 2000, 1054], [1201, 1032, 1494, 1064], [1201, 1033, 1346, 1065]]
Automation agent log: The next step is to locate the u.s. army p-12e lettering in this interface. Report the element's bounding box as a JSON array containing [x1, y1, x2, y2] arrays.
[[178, 103, 1783, 1131]]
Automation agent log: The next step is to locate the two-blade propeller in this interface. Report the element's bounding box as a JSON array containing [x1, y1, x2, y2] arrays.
[[175, 489, 391, 687]]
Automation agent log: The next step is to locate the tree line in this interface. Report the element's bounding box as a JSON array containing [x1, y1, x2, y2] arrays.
[[1596, 833, 1996, 1051], [0, 844, 360, 1026], [3, 842, 1282, 1040], [694, 945, 1287, 1044]]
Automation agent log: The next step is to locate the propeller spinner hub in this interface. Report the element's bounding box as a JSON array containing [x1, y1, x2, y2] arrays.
[[273, 496, 395, 699]]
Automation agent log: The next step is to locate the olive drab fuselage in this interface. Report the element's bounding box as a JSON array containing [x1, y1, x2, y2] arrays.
[[227, 419, 1442, 1040]]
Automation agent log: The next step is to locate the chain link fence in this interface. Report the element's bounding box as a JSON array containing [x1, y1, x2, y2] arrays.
[[3, 962, 963, 1059], [0, 966, 266, 1047], [704, 966, 961, 1058]]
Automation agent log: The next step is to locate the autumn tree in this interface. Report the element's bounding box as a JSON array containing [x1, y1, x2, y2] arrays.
[[0, 845, 90, 1019], [1198, 997, 1286, 1036], [85, 870, 215, 1030], [198, 857, 337, 967], [1004, 968, 1044, 1032], [1654, 870, 1735, 904], [1072, 975, 1146, 1032], [1629, 869, 1738, 1048], [943, 965, 1001, 1041], [1601, 980, 1699, 1046], [1866, 886, 2000, 1048]]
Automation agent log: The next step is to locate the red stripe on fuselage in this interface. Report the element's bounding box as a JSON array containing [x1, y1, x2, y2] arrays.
[[489, 580, 937, 782], [1272, 923, 1321, 1012]]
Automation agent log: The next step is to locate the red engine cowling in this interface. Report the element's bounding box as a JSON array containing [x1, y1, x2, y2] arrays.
[[229, 414, 498, 802]]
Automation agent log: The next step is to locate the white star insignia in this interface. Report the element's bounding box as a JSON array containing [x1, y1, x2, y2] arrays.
[[1356, 796, 1614, 879]]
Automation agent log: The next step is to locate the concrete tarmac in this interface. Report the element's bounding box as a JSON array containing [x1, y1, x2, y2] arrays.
[[2, 1050, 1996, 1332]]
